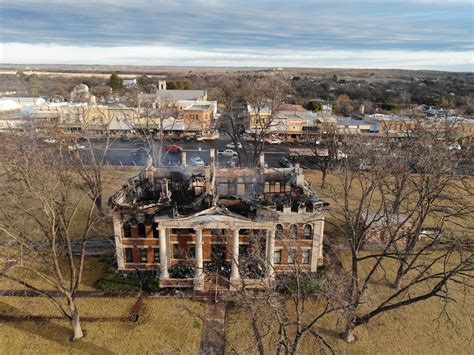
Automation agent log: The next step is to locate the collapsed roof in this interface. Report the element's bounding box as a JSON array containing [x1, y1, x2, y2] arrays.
[[109, 151, 326, 221]]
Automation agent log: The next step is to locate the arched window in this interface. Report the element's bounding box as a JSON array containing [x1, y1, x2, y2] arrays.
[[276, 224, 284, 239], [123, 223, 132, 239], [304, 224, 312, 240], [275, 182, 281, 193], [264, 181, 270, 193], [138, 223, 146, 238], [152, 222, 159, 239], [290, 224, 298, 239]]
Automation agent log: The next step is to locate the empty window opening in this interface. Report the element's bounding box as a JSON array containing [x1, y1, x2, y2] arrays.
[[274, 250, 282, 264], [123, 223, 132, 239], [152, 222, 159, 239], [125, 248, 134, 263], [276, 224, 284, 239], [304, 225, 312, 240], [138, 223, 146, 238], [302, 249, 311, 264], [290, 224, 298, 239], [139, 248, 148, 263]]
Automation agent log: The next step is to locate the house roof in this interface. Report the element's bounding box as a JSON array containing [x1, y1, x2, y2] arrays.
[[155, 90, 207, 101], [337, 119, 372, 126]]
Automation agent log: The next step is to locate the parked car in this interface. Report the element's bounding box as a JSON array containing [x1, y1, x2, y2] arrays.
[[218, 149, 238, 158], [226, 142, 243, 149], [266, 138, 282, 145], [67, 144, 86, 151], [190, 156, 205, 167], [278, 157, 293, 168], [161, 144, 183, 152], [44, 137, 57, 144]]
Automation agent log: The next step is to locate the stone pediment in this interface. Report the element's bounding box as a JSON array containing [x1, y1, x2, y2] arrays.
[[183, 205, 251, 222]]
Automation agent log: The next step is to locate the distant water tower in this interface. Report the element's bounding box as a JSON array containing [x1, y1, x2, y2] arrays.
[[158, 80, 167, 91]]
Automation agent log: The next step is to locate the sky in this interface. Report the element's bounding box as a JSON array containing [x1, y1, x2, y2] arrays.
[[0, 0, 473, 71]]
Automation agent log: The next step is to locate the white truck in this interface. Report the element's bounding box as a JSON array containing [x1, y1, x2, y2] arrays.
[[218, 149, 238, 158]]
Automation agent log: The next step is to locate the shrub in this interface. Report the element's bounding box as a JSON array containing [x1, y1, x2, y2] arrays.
[[96, 268, 142, 291], [169, 264, 194, 279], [148, 278, 161, 292], [276, 272, 327, 295]]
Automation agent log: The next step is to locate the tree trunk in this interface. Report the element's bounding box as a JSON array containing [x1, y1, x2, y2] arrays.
[[394, 263, 404, 290], [290, 333, 302, 355], [342, 323, 355, 343], [95, 193, 103, 217], [69, 302, 84, 340], [321, 169, 327, 189]]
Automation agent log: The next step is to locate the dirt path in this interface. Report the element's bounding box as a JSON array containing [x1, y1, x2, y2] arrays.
[[199, 302, 227, 355]]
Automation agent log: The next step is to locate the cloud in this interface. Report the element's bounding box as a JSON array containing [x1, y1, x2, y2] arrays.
[[2, 42, 473, 71], [1, 1, 472, 70]]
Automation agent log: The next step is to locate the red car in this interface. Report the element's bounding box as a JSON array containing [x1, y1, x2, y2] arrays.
[[161, 144, 183, 153]]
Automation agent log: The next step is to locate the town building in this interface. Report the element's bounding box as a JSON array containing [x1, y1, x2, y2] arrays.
[[247, 104, 337, 140], [109, 151, 327, 291], [336, 118, 379, 134]]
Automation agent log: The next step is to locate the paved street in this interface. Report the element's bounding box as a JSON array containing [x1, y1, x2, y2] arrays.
[[93, 136, 300, 168]]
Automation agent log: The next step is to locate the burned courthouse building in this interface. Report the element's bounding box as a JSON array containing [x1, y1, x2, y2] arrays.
[[109, 150, 327, 291]]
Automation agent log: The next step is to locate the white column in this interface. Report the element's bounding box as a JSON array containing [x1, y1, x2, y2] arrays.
[[159, 227, 169, 279], [230, 229, 240, 283], [113, 213, 125, 270], [194, 229, 204, 290], [266, 229, 275, 279], [311, 219, 325, 272]]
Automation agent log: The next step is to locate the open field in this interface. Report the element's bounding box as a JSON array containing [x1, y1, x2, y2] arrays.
[[304, 170, 474, 239], [1, 297, 204, 354]]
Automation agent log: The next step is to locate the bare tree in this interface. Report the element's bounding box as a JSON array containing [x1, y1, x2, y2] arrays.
[[67, 105, 119, 216], [216, 78, 290, 168], [326, 124, 473, 342], [136, 96, 180, 167], [227, 230, 341, 354], [0, 134, 104, 339], [303, 131, 342, 189]]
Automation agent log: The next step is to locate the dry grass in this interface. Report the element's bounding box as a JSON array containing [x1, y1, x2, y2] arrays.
[[0, 297, 205, 354], [0, 257, 109, 291], [305, 170, 474, 239], [226, 250, 474, 354]]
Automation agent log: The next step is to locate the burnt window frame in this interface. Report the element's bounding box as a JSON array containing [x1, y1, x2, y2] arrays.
[[290, 224, 298, 239], [274, 249, 282, 264], [137, 223, 146, 238], [276, 224, 284, 239], [152, 222, 160, 239], [153, 247, 160, 262], [123, 223, 132, 239], [302, 249, 311, 264], [187, 244, 196, 259], [172, 244, 180, 259], [304, 224, 313, 240], [139, 248, 148, 263], [125, 248, 134, 263], [287, 248, 296, 264]]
